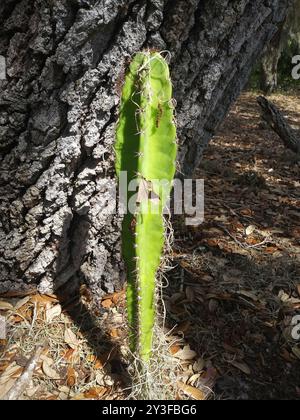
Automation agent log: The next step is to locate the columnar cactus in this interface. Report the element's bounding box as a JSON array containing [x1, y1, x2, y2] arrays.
[[115, 51, 177, 361]]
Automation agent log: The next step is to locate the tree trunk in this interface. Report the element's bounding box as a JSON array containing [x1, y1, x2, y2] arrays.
[[0, 0, 290, 296], [260, 0, 300, 93], [260, 23, 285, 93]]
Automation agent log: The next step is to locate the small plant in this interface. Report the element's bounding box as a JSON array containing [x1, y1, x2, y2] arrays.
[[115, 51, 177, 362]]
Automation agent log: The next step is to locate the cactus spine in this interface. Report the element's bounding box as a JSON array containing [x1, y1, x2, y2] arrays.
[[115, 51, 177, 361]]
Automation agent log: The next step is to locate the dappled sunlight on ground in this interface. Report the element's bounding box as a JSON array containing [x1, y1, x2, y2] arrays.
[[169, 91, 300, 400]]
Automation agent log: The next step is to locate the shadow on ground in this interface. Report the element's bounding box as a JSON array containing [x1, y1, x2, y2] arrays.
[[53, 215, 131, 394], [166, 91, 300, 400]]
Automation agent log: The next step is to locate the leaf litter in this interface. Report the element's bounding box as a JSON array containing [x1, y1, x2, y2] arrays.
[[1, 92, 300, 400]]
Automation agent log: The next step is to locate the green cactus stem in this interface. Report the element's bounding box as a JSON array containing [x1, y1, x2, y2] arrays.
[[115, 51, 177, 361]]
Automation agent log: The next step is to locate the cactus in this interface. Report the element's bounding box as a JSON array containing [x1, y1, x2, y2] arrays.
[[115, 51, 177, 361]]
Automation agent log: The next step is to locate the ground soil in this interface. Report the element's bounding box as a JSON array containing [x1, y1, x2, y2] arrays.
[[0, 91, 299, 400]]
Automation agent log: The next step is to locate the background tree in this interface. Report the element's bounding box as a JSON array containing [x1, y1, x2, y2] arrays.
[[0, 0, 291, 297], [260, 0, 300, 93]]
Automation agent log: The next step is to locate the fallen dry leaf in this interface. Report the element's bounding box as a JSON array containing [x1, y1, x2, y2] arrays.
[[280, 348, 295, 363], [265, 246, 279, 254], [188, 373, 201, 386], [84, 386, 107, 399], [0, 378, 16, 399], [291, 227, 300, 239], [96, 372, 104, 386], [0, 301, 14, 311], [86, 354, 96, 363], [291, 346, 300, 360], [109, 328, 120, 338], [245, 225, 256, 236], [66, 366, 77, 387], [169, 344, 181, 355], [62, 348, 76, 362], [30, 294, 58, 307], [101, 299, 113, 309], [94, 358, 105, 370], [102, 291, 125, 305], [174, 345, 197, 361], [46, 304, 62, 323], [64, 328, 80, 350], [228, 360, 251, 375], [193, 358, 205, 373], [14, 296, 31, 311], [237, 290, 260, 302], [177, 381, 205, 400], [26, 384, 40, 398], [42, 360, 60, 380], [0, 363, 23, 384]]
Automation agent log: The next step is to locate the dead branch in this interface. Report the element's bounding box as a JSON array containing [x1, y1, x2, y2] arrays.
[[2, 346, 43, 400], [257, 96, 300, 154]]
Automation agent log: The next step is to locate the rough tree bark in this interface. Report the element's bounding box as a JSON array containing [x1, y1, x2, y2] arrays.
[[260, 0, 299, 93], [0, 0, 290, 296], [260, 21, 285, 93], [257, 96, 300, 153]]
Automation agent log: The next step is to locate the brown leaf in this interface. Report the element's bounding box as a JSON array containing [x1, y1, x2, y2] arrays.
[[101, 299, 113, 309], [9, 315, 24, 323], [62, 348, 76, 361], [14, 296, 31, 311], [84, 386, 107, 400], [237, 290, 259, 302], [177, 381, 205, 400], [291, 227, 300, 239], [291, 346, 300, 360], [0, 378, 16, 399], [66, 366, 77, 387], [265, 246, 279, 254], [223, 343, 244, 358], [94, 358, 104, 370], [228, 360, 251, 375], [280, 348, 295, 363], [0, 288, 37, 298], [0, 363, 23, 384], [109, 328, 120, 338], [0, 301, 14, 311], [42, 360, 60, 380], [64, 328, 80, 350], [103, 290, 125, 305], [169, 344, 181, 355], [240, 208, 253, 216], [86, 354, 96, 363], [30, 294, 58, 306], [245, 237, 260, 245]]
